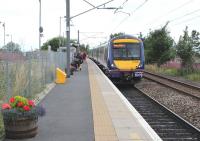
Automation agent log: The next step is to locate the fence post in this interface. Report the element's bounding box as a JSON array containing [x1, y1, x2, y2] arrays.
[[45, 53, 47, 84], [28, 53, 32, 97], [5, 60, 11, 100], [41, 52, 45, 88]]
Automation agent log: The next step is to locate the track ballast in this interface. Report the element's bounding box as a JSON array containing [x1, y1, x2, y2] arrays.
[[119, 86, 200, 141]]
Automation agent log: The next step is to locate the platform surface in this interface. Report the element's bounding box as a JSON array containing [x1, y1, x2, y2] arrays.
[[88, 59, 161, 141], [5, 62, 94, 141], [4, 59, 162, 141]]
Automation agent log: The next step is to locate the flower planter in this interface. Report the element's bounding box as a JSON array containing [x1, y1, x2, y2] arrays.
[[3, 116, 38, 139], [1, 96, 43, 139]]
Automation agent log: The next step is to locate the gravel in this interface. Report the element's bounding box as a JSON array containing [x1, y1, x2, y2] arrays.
[[135, 79, 200, 130]]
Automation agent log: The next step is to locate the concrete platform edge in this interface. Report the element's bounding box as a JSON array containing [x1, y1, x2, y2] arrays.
[[33, 83, 56, 105], [92, 60, 163, 141]]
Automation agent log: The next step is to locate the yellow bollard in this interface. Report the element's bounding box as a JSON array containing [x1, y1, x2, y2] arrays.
[[55, 68, 67, 84]]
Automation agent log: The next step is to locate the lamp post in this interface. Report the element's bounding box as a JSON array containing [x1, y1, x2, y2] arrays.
[[0, 21, 6, 46], [39, 0, 43, 49], [59, 16, 64, 37], [59, 16, 66, 47], [66, 0, 70, 78], [65, 0, 116, 78], [77, 30, 80, 53]]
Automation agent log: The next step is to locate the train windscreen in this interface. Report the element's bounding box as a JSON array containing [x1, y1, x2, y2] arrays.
[[113, 43, 140, 60]]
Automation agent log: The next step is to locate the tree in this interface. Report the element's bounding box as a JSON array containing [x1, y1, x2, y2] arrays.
[[2, 42, 21, 52], [110, 32, 125, 39], [138, 32, 145, 41], [41, 36, 90, 53], [79, 44, 90, 53], [144, 25, 175, 66], [191, 30, 200, 54], [177, 27, 195, 72], [41, 37, 78, 51], [41, 37, 66, 51]]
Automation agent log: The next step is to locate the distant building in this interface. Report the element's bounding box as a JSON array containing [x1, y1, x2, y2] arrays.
[[57, 46, 76, 63]]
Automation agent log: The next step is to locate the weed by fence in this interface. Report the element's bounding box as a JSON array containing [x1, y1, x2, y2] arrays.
[[0, 50, 67, 101], [0, 50, 68, 137]]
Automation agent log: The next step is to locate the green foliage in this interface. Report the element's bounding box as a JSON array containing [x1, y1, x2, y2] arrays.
[[110, 32, 125, 39], [14, 96, 28, 106], [144, 26, 175, 66], [80, 44, 89, 53], [138, 32, 145, 41], [0, 114, 4, 139], [2, 108, 38, 121], [41, 36, 90, 53], [177, 27, 194, 72], [41, 36, 66, 51], [145, 64, 178, 76], [191, 30, 200, 53], [9, 96, 29, 112], [41, 36, 82, 52], [185, 71, 200, 82], [146, 64, 200, 82], [2, 42, 21, 52]]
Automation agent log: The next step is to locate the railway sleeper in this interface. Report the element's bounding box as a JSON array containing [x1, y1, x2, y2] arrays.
[[148, 121, 176, 124], [157, 132, 195, 138], [142, 115, 171, 119], [161, 137, 199, 141], [146, 119, 175, 122]]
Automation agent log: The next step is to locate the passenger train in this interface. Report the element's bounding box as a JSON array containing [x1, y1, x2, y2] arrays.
[[90, 34, 145, 84]]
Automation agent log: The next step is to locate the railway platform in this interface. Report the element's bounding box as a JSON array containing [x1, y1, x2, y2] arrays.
[[5, 59, 162, 141]]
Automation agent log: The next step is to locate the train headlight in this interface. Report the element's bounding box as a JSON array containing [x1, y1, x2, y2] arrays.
[[137, 63, 143, 69], [111, 63, 117, 69]]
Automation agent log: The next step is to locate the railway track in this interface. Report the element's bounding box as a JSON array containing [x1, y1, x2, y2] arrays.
[[119, 86, 200, 141], [143, 70, 200, 99], [91, 59, 200, 140]]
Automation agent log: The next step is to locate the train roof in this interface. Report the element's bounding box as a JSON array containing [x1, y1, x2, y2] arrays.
[[109, 34, 142, 43]]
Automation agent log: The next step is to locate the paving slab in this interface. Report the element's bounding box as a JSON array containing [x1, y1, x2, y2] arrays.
[[4, 62, 94, 141]]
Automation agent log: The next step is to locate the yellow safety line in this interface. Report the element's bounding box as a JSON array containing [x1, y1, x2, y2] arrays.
[[87, 60, 118, 141]]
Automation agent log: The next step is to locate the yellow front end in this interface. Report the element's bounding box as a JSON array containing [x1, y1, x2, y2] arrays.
[[113, 60, 140, 71]]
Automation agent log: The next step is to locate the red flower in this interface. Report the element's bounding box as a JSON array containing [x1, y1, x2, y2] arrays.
[[28, 100, 35, 107], [9, 97, 15, 103], [23, 105, 30, 111], [2, 103, 11, 110], [17, 102, 24, 107]]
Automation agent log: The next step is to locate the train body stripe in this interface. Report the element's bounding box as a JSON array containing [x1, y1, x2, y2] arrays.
[[113, 39, 140, 43], [114, 60, 140, 70]]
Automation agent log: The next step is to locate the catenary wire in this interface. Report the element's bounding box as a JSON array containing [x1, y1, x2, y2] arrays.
[[111, 0, 148, 33], [148, 0, 194, 25]]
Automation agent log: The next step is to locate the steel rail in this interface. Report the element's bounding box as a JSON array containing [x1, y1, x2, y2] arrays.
[[143, 70, 200, 99], [135, 87, 200, 139]]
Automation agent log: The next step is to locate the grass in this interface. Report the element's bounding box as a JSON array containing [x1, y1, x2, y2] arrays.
[[145, 64, 200, 82], [0, 60, 56, 138], [185, 72, 200, 81], [0, 114, 4, 139]]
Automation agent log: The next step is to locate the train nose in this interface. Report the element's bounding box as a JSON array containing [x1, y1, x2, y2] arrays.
[[113, 60, 140, 70]]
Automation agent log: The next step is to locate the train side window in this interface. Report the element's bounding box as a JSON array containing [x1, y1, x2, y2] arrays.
[[104, 47, 108, 61]]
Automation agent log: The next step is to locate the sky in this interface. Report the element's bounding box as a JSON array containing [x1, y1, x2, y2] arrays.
[[0, 0, 200, 51]]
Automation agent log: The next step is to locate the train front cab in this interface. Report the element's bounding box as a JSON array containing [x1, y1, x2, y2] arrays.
[[107, 36, 144, 84]]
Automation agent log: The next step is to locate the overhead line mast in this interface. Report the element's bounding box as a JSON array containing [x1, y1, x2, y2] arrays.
[[65, 0, 117, 77]]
